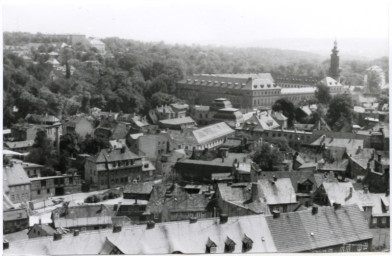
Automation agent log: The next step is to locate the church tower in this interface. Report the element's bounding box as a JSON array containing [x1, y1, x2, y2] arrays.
[[328, 40, 340, 81]]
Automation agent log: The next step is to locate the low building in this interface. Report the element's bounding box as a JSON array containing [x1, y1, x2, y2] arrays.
[[27, 223, 71, 239], [51, 204, 114, 231], [3, 163, 31, 204], [158, 116, 196, 130], [170, 122, 235, 151], [30, 174, 81, 200], [266, 205, 373, 253], [62, 116, 95, 138], [3, 208, 29, 234]]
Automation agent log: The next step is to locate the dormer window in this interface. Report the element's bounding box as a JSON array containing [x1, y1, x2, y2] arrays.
[[267, 84, 271, 88], [253, 84, 258, 89], [206, 237, 217, 253], [260, 84, 264, 88], [224, 236, 236, 253], [242, 234, 253, 252]]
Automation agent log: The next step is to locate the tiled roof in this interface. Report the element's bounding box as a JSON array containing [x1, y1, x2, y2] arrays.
[[242, 112, 280, 132], [266, 205, 373, 252], [3, 164, 31, 186], [6, 214, 277, 254], [124, 180, 160, 195], [3, 208, 29, 222], [159, 116, 195, 126], [170, 103, 189, 110], [192, 122, 234, 144], [271, 111, 287, 121], [310, 135, 364, 150], [368, 193, 390, 217], [91, 147, 141, 164], [52, 205, 114, 228], [322, 182, 373, 210], [256, 171, 316, 193], [257, 178, 296, 205]]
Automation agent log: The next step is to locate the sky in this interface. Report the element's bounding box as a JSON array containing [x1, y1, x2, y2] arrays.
[[2, 0, 390, 56]]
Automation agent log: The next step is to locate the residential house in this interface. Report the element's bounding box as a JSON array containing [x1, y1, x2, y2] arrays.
[[212, 107, 244, 128], [271, 111, 288, 129], [129, 133, 172, 161], [5, 214, 277, 254], [170, 122, 235, 151], [189, 105, 214, 125], [148, 105, 176, 124], [169, 103, 189, 118], [266, 205, 373, 253], [51, 204, 114, 231], [174, 152, 252, 184], [10, 159, 44, 178], [88, 38, 106, 54], [368, 192, 390, 228], [3, 163, 31, 204], [158, 116, 196, 130], [216, 183, 271, 217], [30, 174, 81, 200], [84, 146, 152, 190], [95, 121, 129, 141], [3, 208, 29, 234]]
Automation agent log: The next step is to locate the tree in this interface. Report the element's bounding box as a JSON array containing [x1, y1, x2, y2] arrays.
[[326, 94, 353, 128], [26, 130, 56, 166], [367, 71, 381, 93], [315, 84, 331, 104], [272, 98, 296, 127], [252, 142, 284, 171]]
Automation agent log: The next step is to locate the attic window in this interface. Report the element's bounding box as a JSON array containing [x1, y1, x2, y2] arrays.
[[242, 234, 253, 252], [260, 84, 264, 88], [253, 85, 258, 89], [267, 84, 271, 88], [206, 237, 217, 253], [224, 236, 236, 253]]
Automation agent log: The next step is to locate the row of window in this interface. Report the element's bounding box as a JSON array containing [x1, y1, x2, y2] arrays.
[[263, 131, 312, 142], [11, 193, 29, 202], [112, 160, 136, 168], [36, 188, 51, 195], [253, 90, 279, 95], [10, 185, 30, 192]]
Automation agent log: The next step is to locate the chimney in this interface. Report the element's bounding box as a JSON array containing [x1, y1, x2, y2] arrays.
[[333, 203, 341, 210], [73, 230, 80, 236], [39, 218, 42, 225], [121, 146, 126, 153], [189, 217, 197, 223], [3, 239, 9, 250], [364, 185, 369, 194], [251, 183, 258, 201], [222, 157, 225, 163], [386, 189, 389, 197], [345, 187, 353, 201], [356, 146, 362, 155], [220, 214, 228, 224], [147, 221, 155, 229], [378, 154, 382, 162], [243, 157, 246, 163], [273, 175, 277, 182], [272, 210, 280, 218], [53, 233, 62, 241], [113, 225, 122, 233], [312, 206, 318, 215]]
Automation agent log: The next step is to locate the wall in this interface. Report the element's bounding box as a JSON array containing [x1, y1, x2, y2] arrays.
[[8, 184, 31, 204]]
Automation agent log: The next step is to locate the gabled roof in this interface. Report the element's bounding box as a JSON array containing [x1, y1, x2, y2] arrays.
[[124, 180, 160, 195], [318, 76, 342, 87], [256, 171, 316, 193], [310, 135, 364, 150], [5, 140, 34, 149], [242, 112, 279, 132], [322, 182, 373, 210], [6, 214, 277, 254], [369, 193, 390, 217], [159, 116, 195, 126], [89, 147, 141, 164], [3, 164, 31, 187], [266, 205, 373, 252], [192, 122, 234, 144], [257, 178, 297, 205]]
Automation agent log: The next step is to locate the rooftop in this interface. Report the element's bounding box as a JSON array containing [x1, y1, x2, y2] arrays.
[[192, 122, 235, 145]]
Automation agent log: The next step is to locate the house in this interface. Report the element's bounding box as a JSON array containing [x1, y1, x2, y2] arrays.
[[170, 122, 235, 151], [3, 128, 12, 141], [148, 105, 176, 124], [10, 159, 44, 178], [189, 105, 214, 125], [4, 214, 277, 254], [12, 122, 62, 142], [240, 111, 280, 135], [212, 107, 244, 128], [88, 38, 106, 54], [3, 208, 29, 234], [27, 223, 71, 239], [3, 163, 31, 204], [265, 205, 373, 253], [63, 116, 95, 138], [254, 171, 317, 206], [174, 152, 252, 183], [123, 180, 160, 201], [161, 184, 214, 222], [158, 116, 196, 130], [84, 146, 152, 190], [30, 174, 81, 200], [95, 121, 129, 141], [216, 182, 271, 217], [271, 111, 288, 129], [129, 132, 172, 161], [367, 192, 390, 228], [169, 103, 189, 118], [51, 204, 114, 231]]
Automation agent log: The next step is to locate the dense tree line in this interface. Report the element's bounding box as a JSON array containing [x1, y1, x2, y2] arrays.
[[3, 32, 388, 129]]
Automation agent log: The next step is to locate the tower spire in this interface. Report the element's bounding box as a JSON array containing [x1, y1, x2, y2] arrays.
[[328, 40, 340, 81]]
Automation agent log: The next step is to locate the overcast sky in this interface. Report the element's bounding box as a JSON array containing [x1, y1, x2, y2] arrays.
[[2, 0, 390, 47]]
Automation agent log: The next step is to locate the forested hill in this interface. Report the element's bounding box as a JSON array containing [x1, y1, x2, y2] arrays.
[[3, 32, 389, 128]]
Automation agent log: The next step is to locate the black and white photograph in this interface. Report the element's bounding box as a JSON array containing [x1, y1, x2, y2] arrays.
[[1, 0, 390, 254]]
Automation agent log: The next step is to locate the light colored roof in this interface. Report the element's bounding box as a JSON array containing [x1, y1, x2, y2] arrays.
[[159, 116, 195, 126], [5, 140, 34, 149], [91, 147, 141, 164], [318, 76, 342, 87], [3, 129, 11, 134], [369, 193, 390, 217], [257, 178, 296, 205], [52, 205, 113, 228], [45, 58, 60, 65], [242, 112, 280, 132], [6, 215, 277, 254], [3, 149, 24, 156], [129, 133, 144, 140], [322, 182, 373, 210], [310, 135, 364, 150], [192, 122, 234, 144], [266, 205, 373, 253], [109, 139, 126, 149], [3, 164, 31, 186], [3, 208, 29, 222], [88, 38, 105, 45], [353, 106, 365, 113], [281, 87, 316, 94]]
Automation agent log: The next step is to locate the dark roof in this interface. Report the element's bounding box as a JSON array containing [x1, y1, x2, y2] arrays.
[[256, 171, 316, 193], [164, 185, 211, 212], [90, 146, 141, 164], [266, 205, 373, 252]]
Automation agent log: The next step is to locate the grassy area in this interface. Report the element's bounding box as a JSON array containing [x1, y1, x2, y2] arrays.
[[370, 228, 390, 251]]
